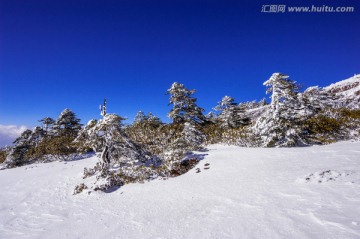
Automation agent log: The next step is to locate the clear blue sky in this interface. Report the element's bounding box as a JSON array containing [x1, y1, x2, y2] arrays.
[[1, 0, 359, 127]]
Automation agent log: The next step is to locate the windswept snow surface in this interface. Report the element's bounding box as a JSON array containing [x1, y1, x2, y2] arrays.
[[1, 141, 360, 239]]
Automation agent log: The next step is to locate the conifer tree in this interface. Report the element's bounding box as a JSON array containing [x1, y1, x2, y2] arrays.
[[300, 86, 337, 117], [134, 111, 147, 124], [76, 113, 152, 169], [39, 117, 55, 136], [254, 73, 306, 147], [4, 129, 34, 167], [53, 109, 82, 138], [214, 96, 249, 128], [167, 82, 205, 124], [30, 126, 46, 146], [182, 122, 206, 151], [205, 111, 217, 124], [147, 112, 162, 126], [165, 122, 205, 171]]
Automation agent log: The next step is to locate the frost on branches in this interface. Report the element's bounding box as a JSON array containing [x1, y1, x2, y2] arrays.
[[75, 113, 162, 193], [167, 82, 205, 124], [214, 96, 250, 128], [53, 109, 82, 138], [163, 122, 205, 174], [3, 130, 34, 168], [254, 73, 308, 147]]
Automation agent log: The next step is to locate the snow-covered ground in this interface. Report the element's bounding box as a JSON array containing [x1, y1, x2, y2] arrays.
[[1, 141, 360, 239]]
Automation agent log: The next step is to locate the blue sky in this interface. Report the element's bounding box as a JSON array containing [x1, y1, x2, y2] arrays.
[[0, 0, 359, 138]]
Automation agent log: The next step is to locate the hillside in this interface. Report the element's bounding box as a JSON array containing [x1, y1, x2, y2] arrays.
[[1, 141, 360, 239], [323, 74, 360, 109]]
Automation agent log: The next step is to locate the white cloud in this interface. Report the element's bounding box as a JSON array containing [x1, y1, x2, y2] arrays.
[[0, 124, 28, 147]]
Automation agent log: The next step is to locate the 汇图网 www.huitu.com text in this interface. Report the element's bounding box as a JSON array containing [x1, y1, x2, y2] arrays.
[[261, 5, 355, 13]]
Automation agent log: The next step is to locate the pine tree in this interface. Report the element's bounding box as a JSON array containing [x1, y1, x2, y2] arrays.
[[147, 112, 163, 126], [39, 117, 55, 136], [182, 122, 206, 151], [75, 113, 160, 192], [254, 73, 306, 147], [264, 73, 301, 119], [300, 86, 337, 117], [205, 111, 217, 124], [214, 96, 249, 128], [53, 109, 82, 138], [169, 123, 205, 157], [76, 113, 152, 169], [134, 111, 148, 124], [167, 82, 205, 124], [74, 119, 100, 152], [4, 129, 34, 167], [30, 126, 46, 146]]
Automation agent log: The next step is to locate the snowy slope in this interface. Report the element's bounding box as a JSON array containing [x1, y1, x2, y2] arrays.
[[1, 141, 360, 239], [324, 74, 360, 109]]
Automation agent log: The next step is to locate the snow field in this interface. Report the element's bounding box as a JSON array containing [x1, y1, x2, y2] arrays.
[[1, 141, 360, 239]]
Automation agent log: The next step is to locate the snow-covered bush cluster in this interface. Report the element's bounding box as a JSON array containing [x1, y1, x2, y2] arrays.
[[3, 109, 83, 168], [2, 73, 360, 193]]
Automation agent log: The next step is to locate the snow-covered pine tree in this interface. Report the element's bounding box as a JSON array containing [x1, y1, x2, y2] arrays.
[[133, 111, 148, 124], [299, 86, 348, 144], [39, 117, 55, 136], [167, 82, 205, 124], [170, 122, 205, 155], [214, 96, 249, 128], [237, 99, 267, 124], [164, 122, 205, 173], [214, 96, 236, 113], [75, 113, 161, 192], [30, 126, 46, 146], [182, 122, 206, 151], [126, 112, 164, 157], [0, 146, 11, 164], [264, 73, 301, 119], [77, 113, 153, 169], [254, 73, 307, 147], [205, 111, 217, 124], [4, 129, 34, 167], [53, 109, 82, 138], [74, 119, 101, 152], [300, 86, 337, 117], [147, 112, 162, 126], [259, 98, 267, 106]]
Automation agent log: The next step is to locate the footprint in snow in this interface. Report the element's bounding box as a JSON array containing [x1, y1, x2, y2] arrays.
[[299, 170, 353, 183], [204, 163, 210, 170]]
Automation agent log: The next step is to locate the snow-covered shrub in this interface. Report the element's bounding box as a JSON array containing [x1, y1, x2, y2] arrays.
[[168, 158, 199, 177], [221, 127, 259, 147], [305, 108, 360, 144], [0, 151, 6, 164], [125, 113, 165, 156], [160, 122, 205, 174], [202, 123, 223, 144], [74, 113, 164, 192], [0, 146, 11, 165], [73, 183, 88, 195], [28, 135, 78, 161]]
